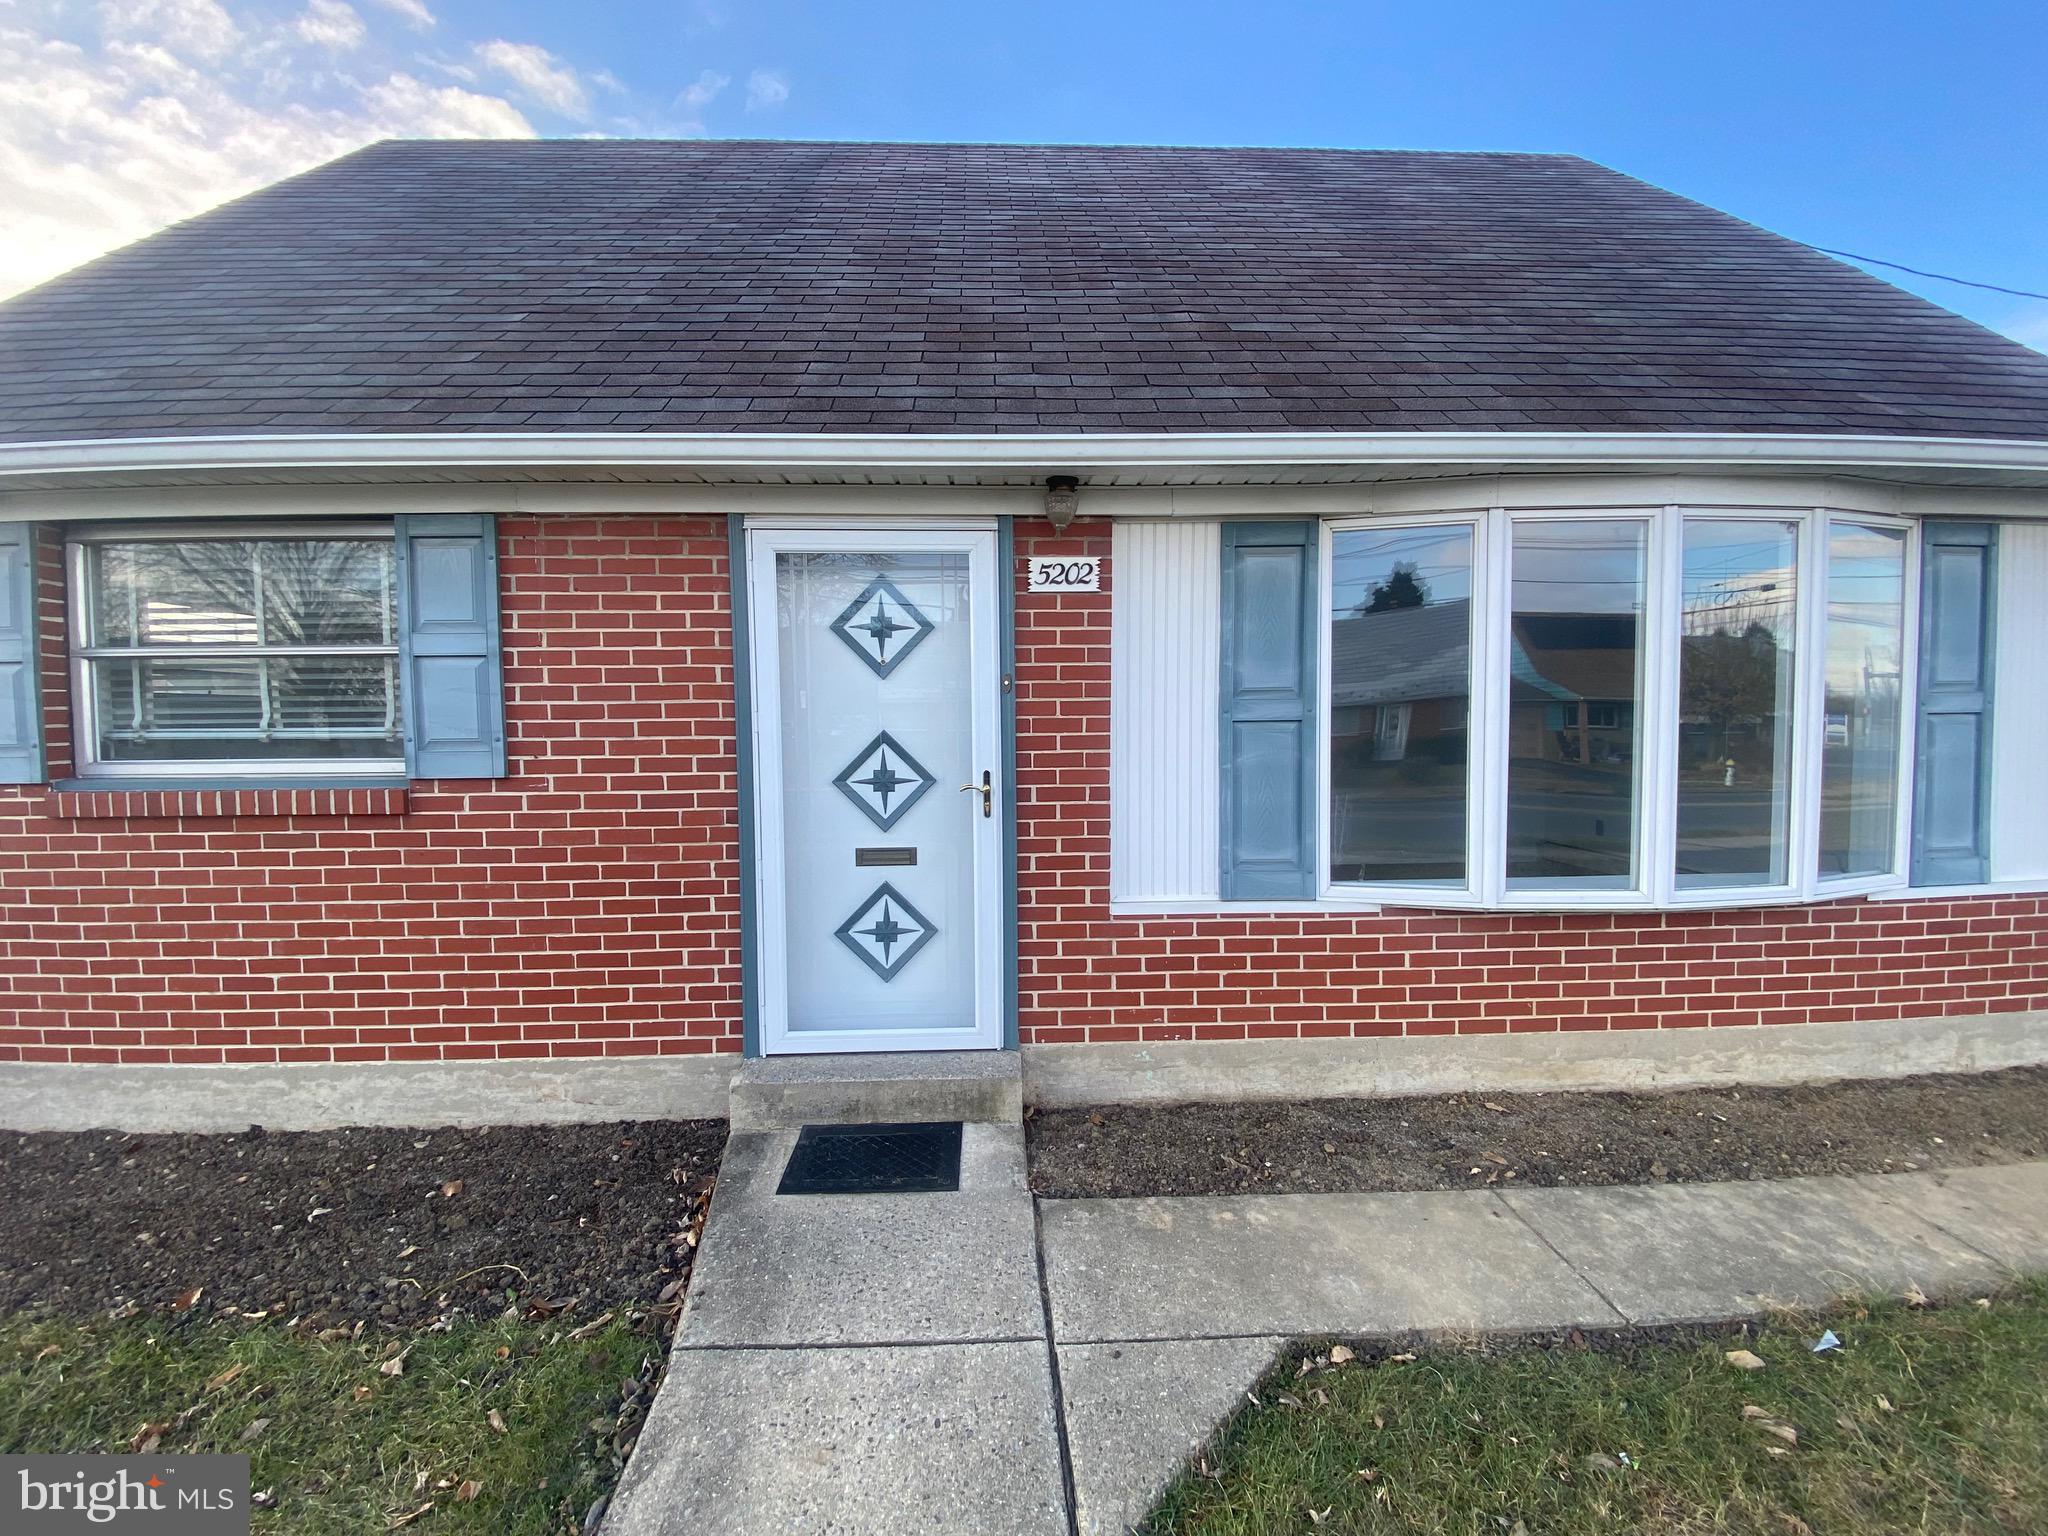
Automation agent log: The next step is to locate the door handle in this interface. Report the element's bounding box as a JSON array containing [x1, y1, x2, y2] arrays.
[[958, 770, 992, 818]]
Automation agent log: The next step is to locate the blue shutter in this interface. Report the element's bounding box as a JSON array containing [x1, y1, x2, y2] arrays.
[[1912, 522, 1995, 886], [1219, 521, 1318, 899], [396, 514, 506, 780], [0, 521, 43, 785]]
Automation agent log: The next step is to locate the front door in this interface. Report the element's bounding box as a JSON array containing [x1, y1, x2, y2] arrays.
[[746, 527, 1004, 1054]]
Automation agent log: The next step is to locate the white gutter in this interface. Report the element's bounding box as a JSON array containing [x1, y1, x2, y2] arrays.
[[1, 429, 2047, 479]]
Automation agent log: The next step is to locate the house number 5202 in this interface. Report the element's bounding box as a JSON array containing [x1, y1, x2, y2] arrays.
[[1027, 557, 1101, 592]]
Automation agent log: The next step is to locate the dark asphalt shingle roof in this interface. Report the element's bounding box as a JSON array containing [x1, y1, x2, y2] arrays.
[[3, 138, 2046, 444]]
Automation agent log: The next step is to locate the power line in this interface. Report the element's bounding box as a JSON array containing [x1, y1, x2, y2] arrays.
[[1806, 245, 2048, 303]]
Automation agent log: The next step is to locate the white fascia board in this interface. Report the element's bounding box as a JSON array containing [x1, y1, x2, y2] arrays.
[[3, 429, 2048, 480]]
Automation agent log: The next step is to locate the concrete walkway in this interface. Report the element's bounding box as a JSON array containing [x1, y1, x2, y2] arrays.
[[607, 1151, 2048, 1536]]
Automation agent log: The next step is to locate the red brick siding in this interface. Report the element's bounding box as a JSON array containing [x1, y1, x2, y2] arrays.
[[0, 516, 742, 1066], [3, 512, 2045, 1069]]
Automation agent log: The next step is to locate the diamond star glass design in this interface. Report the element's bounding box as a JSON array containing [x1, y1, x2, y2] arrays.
[[833, 882, 937, 982], [828, 575, 934, 677], [832, 730, 937, 831]]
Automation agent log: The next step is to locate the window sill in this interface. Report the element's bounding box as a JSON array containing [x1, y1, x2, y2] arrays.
[[1872, 878, 2048, 902], [46, 780, 410, 820]]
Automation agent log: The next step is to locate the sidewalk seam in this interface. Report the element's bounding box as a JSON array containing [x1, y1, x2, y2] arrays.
[[1495, 1192, 1633, 1327], [1032, 1195, 1083, 1536], [671, 1334, 1048, 1353]]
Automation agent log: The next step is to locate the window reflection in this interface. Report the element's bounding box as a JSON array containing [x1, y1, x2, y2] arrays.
[[1505, 521, 1645, 888], [1677, 521, 1799, 888], [1819, 523, 1907, 877], [1328, 525, 1473, 884]]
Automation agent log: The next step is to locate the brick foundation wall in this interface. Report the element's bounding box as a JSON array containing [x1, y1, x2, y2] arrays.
[[0, 515, 743, 1065], [4, 511, 2046, 1069]]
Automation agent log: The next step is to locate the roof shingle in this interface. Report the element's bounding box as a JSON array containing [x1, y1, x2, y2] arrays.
[[2, 138, 2045, 443]]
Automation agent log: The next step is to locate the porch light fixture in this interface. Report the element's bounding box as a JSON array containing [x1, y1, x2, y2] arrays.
[[1043, 475, 1081, 530]]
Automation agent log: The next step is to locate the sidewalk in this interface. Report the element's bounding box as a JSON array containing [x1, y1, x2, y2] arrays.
[[607, 1148, 2048, 1536]]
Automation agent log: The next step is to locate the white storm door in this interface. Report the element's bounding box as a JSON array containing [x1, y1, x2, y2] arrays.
[[749, 527, 1004, 1054]]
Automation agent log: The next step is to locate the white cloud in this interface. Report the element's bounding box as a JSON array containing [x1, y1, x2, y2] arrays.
[[0, 22, 534, 298], [368, 0, 435, 29], [98, 0, 240, 60], [744, 67, 788, 111], [677, 68, 727, 111], [295, 0, 367, 51], [472, 38, 589, 119]]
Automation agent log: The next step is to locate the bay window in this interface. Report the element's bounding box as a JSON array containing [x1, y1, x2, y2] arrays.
[[69, 526, 403, 777], [1324, 507, 1916, 907]]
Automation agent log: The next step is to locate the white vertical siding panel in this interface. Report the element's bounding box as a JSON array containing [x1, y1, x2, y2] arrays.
[[1110, 520, 1222, 900], [1990, 523, 2048, 880]]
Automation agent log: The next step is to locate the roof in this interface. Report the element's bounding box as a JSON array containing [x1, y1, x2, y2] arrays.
[[2, 138, 2046, 445]]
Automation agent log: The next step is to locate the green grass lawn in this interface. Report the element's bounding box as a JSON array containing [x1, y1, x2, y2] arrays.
[[0, 1310, 650, 1534], [1147, 1281, 2048, 1536]]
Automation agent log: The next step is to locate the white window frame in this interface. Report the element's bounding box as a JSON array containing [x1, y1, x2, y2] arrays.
[[66, 521, 405, 781], [1318, 505, 1919, 912]]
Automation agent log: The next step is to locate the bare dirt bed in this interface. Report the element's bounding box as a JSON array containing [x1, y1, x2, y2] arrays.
[[0, 1119, 724, 1325], [1026, 1066, 2048, 1199]]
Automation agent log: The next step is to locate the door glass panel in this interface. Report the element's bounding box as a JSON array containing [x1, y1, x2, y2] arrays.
[[776, 551, 976, 1034], [1328, 524, 1474, 885], [1506, 520, 1646, 889], [1819, 522, 1908, 878], [1676, 519, 1799, 888]]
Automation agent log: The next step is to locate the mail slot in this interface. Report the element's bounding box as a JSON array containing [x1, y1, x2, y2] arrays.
[[855, 846, 917, 867]]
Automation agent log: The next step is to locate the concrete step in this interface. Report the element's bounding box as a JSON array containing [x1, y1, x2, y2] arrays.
[[728, 1051, 1023, 1131]]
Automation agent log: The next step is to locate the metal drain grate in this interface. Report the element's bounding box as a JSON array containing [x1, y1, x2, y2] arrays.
[[775, 1121, 964, 1195]]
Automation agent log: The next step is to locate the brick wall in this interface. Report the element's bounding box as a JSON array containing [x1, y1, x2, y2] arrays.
[[4, 510, 2045, 1069], [0, 515, 742, 1065]]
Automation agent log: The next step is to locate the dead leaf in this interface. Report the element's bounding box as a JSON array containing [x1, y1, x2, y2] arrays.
[[1328, 1344, 1355, 1365], [441, 1180, 464, 1198], [397, 1245, 421, 1260], [1481, 1152, 1509, 1167], [566, 1310, 616, 1341], [240, 1418, 271, 1444], [353, 1385, 374, 1403], [1724, 1349, 1767, 1371], [1582, 1452, 1620, 1473], [129, 1421, 170, 1454], [1306, 1508, 1332, 1526], [386, 1502, 435, 1529], [1388, 1351, 1416, 1363], [306, 1208, 334, 1223], [171, 1286, 204, 1313], [251, 1490, 277, 1510], [1902, 1283, 1930, 1308], [206, 1363, 246, 1392], [379, 1348, 412, 1378], [487, 1409, 508, 1435], [33, 1344, 60, 1362], [1087, 1112, 1105, 1127], [1484, 1101, 1508, 1113], [456, 1481, 480, 1503], [494, 1346, 511, 1360], [1742, 1405, 1799, 1446], [1875, 1395, 1895, 1413]]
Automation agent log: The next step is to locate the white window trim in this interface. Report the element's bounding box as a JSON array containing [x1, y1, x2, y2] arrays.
[[65, 520, 405, 781], [1315, 504, 1919, 913]]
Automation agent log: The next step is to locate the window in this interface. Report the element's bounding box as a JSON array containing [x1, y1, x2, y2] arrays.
[[1324, 508, 1915, 907], [70, 527, 402, 776], [1327, 522, 1474, 886]]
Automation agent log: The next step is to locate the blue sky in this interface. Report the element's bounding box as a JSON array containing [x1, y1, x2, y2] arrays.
[[4, 0, 2043, 350]]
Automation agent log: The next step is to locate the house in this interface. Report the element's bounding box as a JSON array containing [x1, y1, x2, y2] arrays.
[[2, 139, 2046, 1129]]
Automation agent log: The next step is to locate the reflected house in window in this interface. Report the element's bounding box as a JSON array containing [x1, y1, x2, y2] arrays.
[[1329, 596, 1473, 883]]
